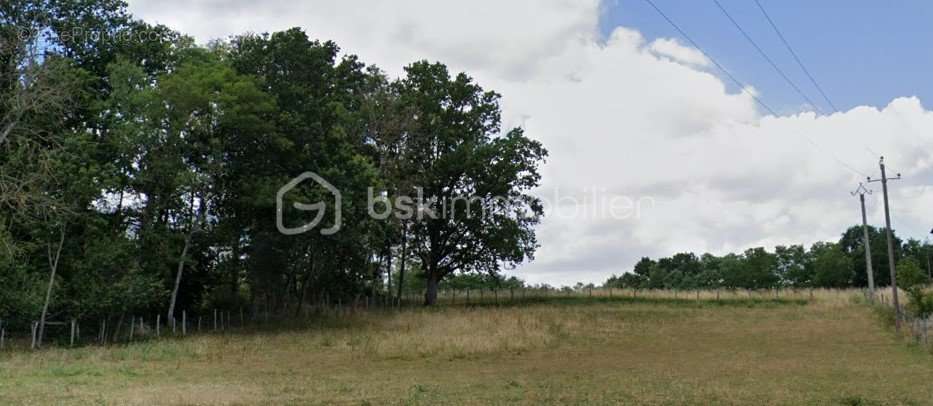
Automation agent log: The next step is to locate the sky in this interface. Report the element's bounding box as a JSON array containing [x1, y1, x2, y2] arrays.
[[127, 0, 933, 286], [603, 0, 933, 114]]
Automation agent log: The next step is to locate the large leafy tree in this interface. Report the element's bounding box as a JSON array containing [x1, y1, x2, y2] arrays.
[[810, 242, 853, 288], [775, 244, 811, 288], [228, 28, 381, 313], [394, 61, 546, 305], [839, 225, 901, 287]]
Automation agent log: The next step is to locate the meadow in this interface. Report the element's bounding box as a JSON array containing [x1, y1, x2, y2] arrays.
[[2, 290, 932, 405]]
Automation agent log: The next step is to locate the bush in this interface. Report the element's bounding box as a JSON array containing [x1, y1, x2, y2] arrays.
[[897, 258, 933, 318]]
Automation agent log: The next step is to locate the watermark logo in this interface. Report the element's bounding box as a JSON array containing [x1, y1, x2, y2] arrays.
[[276, 172, 341, 235], [4, 23, 172, 52], [276, 173, 655, 236]]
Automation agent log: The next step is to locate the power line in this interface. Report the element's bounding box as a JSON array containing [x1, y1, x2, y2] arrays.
[[641, 0, 775, 116], [712, 0, 824, 114], [641, 0, 869, 178], [753, 0, 837, 113], [753, 0, 880, 158]]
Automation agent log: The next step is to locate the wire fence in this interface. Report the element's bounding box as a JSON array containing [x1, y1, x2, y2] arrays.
[[0, 287, 855, 352], [869, 289, 932, 347]]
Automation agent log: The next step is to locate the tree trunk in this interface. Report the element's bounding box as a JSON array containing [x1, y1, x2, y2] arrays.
[[167, 232, 192, 323], [370, 257, 378, 304], [385, 245, 393, 306], [296, 252, 315, 317], [396, 225, 407, 305], [424, 272, 439, 306], [0, 114, 21, 146], [168, 195, 205, 322], [37, 226, 66, 349]]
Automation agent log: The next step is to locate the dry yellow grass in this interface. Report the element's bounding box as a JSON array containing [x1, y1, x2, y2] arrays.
[[1, 293, 931, 405]]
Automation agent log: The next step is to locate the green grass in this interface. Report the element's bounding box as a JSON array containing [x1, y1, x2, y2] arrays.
[[1, 293, 932, 405]]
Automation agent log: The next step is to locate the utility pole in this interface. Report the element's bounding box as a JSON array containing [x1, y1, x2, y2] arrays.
[[927, 229, 933, 279], [851, 183, 875, 301], [868, 156, 902, 332]]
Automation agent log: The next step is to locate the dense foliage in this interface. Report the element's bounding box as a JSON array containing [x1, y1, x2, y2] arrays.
[[0, 0, 546, 343]]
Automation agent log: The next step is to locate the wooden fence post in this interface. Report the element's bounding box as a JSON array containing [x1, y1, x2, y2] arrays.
[[156, 314, 161, 337], [30, 321, 37, 350], [129, 316, 135, 341], [923, 318, 929, 344], [182, 311, 187, 336]]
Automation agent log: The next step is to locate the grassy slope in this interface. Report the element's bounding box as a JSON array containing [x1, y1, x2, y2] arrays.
[[1, 296, 932, 405]]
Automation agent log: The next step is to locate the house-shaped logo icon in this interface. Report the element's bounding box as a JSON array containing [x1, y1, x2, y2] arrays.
[[276, 172, 342, 235]]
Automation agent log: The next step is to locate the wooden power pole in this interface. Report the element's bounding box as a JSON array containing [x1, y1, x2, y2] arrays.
[[851, 183, 875, 301], [868, 156, 902, 331]]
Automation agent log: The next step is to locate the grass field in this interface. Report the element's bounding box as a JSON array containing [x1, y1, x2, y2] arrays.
[[2, 292, 932, 405]]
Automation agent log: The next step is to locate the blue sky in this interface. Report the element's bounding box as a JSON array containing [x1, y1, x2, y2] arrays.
[[602, 0, 933, 114]]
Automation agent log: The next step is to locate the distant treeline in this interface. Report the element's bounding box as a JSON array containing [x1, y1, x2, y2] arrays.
[[605, 225, 932, 290]]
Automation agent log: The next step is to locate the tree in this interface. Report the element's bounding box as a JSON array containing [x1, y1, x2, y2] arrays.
[[901, 238, 933, 280], [394, 61, 547, 305], [775, 244, 811, 288], [229, 28, 382, 312], [719, 253, 746, 289], [696, 253, 723, 289], [839, 225, 900, 287], [718, 248, 780, 290], [159, 49, 275, 321], [897, 258, 933, 318], [811, 242, 853, 288]]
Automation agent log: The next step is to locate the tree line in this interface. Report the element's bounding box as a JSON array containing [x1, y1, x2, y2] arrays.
[[605, 225, 933, 291], [0, 0, 546, 345]]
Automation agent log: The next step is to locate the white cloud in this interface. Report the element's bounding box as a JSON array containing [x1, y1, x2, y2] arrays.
[[648, 38, 710, 67], [128, 0, 933, 286]]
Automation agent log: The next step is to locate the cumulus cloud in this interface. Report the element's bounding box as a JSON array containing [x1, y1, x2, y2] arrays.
[[127, 0, 933, 286], [648, 38, 710, 67]]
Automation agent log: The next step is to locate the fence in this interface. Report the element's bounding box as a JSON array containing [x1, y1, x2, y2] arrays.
[[869, 289, 932, 346], [0, 287, 848, 352]]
